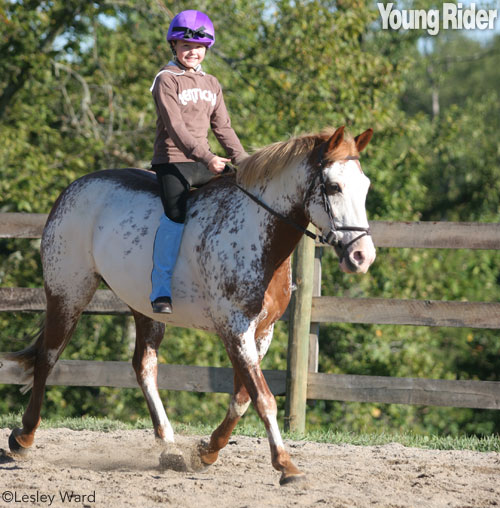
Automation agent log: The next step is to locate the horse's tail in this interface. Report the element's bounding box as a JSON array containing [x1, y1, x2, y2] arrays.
[[1, 320, 45, 394]]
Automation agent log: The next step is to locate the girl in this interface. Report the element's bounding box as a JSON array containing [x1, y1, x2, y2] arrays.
[[150, 9, 248, 314]]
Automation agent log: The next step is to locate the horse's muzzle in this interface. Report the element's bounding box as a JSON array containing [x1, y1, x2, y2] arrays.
[[337, 234, 376, 274]]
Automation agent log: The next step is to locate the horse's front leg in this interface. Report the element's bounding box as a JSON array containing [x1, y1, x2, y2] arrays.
[[241, 363, 305, 485], [199, 372, 251, 465], [218, 323, 305, 485], [199, 324, 276, 465], [131, 310, 174, 443]]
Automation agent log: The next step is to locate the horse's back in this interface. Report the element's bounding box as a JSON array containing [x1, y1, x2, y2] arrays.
[[45, 168, 160, 225], [80, 168, 160, 197]]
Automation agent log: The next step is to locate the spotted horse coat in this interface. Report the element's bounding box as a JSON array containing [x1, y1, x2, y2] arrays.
[[6, 126, 376, 485]]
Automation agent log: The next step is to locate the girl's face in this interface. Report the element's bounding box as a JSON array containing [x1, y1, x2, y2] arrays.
[[174, 41, 207, 70]]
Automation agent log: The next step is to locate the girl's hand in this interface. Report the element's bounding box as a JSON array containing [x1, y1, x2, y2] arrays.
[[208, 156, 231, 174]]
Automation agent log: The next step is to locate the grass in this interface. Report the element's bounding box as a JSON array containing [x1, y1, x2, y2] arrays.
[[1, 413, 499, 453]]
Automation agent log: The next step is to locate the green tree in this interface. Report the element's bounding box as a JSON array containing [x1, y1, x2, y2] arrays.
[[1, 1, 498, 436]]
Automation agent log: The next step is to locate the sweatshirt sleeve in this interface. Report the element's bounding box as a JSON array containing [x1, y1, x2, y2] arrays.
[[210, 80, 249, 165], [152, 74, 215, 165]]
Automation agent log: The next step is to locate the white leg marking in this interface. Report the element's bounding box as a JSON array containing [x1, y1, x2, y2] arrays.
[[257, 326, 274, 360], [265, 413, 284, 449], [228, 398, 251, 419], [142, 374, 174, 443]]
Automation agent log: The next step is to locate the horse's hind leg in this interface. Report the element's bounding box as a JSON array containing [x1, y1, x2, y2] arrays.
[[130, 310, 173, 443], [9, 279, 99, 454], [199, 372, 251, 465]]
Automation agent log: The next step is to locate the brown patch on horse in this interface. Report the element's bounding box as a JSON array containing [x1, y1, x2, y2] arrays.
[[255, 208, 307, 339]]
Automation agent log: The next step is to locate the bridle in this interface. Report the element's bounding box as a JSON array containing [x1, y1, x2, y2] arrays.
[[233, 143, 371, 261], [304, 147, 372, 258]]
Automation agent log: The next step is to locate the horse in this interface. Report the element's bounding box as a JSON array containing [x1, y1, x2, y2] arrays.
[[5, 125, 376, 485]]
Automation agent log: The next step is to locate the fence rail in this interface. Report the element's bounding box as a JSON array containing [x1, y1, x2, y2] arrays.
[[2, 212, 500, 248], [1, 359, 498, 410], [1, 213, 500, 428], [2, 287, 500, 329]]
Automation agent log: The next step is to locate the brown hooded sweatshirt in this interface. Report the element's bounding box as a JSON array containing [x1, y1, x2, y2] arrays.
[[151, 62, 248, 166]]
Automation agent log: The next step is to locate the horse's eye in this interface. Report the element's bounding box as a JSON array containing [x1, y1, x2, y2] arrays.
[[326, 182, 341, 195]]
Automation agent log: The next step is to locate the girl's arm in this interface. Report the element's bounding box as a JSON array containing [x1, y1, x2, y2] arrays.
[[210, 82, 248, 165]]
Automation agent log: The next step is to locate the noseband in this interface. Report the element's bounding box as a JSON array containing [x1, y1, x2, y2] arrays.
[[233, 145, 371, 261]]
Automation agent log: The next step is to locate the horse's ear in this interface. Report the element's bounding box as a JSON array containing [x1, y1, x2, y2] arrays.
[[326, 126, 345, 153], [354, 128, 373, 153]]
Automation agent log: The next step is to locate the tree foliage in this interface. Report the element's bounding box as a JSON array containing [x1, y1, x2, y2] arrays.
[[1, 0, 499, 435]]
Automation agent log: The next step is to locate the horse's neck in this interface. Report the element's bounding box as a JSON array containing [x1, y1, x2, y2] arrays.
[[248, 162, 310, 266], [251, 161, 308, 216]]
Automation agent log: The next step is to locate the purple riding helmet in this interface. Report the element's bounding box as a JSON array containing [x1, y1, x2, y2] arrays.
[[167, 10, 215, 48]]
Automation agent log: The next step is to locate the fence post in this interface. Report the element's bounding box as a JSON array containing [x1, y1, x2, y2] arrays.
[[309, 246, 322, 373], [284, 228, 315, 433]]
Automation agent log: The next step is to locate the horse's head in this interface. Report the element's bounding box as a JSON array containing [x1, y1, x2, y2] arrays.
[[305, 127, 376, 274]]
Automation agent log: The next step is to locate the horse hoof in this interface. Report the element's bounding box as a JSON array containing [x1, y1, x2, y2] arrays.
[[279, 472, 307, 486], [197, 439, 218, 466], [159, 450, 189, 472], [8, 429, 29, 456], [189, 447, 211, 473]]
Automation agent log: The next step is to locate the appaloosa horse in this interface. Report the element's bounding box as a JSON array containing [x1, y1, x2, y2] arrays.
[[6, 126, 375, 484]]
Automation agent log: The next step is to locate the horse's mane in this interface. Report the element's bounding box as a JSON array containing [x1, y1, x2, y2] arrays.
[[236, 127, 358, 187]]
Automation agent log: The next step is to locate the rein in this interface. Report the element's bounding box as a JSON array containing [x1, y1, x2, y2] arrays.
[[233, 182, 318, 241], [232, 145, 371, 260]]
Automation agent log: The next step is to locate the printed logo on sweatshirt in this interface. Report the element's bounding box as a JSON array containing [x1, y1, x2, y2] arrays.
[[178, 88, 217, 107]]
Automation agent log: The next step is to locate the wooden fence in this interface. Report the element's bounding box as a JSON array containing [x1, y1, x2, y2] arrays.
[[1, 213, 499, 432]]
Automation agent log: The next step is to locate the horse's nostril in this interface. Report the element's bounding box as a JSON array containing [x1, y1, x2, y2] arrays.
[[352, 250, 365, 264]]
